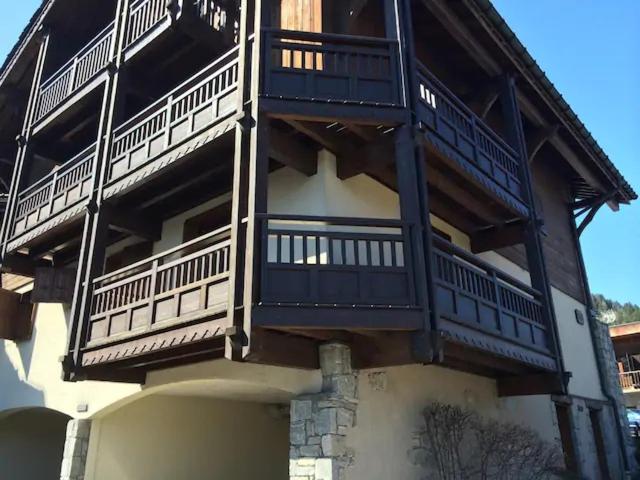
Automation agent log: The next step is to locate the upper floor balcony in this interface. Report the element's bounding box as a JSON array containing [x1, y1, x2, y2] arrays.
[[32, 0, 232, 134], [75, 214, 556, 378], [620, 370, 640, 393]]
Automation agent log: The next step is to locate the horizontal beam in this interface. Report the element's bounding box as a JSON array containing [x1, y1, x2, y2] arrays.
[[471, 220, 527, 253], [269, 125, 318, 176], [498, 372, 570, 397]]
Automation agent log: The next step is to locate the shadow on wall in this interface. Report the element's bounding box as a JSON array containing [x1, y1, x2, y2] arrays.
[[0, 332, 44, 410], [0, 407, 71, 480]]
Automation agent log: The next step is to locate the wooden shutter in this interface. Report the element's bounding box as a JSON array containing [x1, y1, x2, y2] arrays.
[[32, 268, 76, 304], [0, 289, 34, 341]]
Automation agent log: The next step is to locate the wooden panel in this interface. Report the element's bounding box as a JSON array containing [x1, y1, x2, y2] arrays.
[[87, 227, 231, 345], [433, 237, 552, 356], [32, 267, 76, 304], [0, 289, 34, 341], [261, 216, 415, 306], [280, 0, 322, 33], [498, 158, 586, 303]]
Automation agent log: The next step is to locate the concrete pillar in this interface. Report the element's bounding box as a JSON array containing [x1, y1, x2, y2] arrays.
[[60, 419, 91, 480], [290, 343, 358, 480]]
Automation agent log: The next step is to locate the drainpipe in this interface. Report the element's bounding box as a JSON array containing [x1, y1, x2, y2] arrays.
[[570, 216, 631, 475]]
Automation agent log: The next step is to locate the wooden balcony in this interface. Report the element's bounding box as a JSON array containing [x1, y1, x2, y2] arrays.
[[433, 237, 555, 371], [261, 29, 405, 123], [32, 0, 205, 133], [80, 226, 231, 368], [7, 145, 95, 253], [416, 62, 530, 220], [620, 370, 640, 392], [103, 46, 239, 199]]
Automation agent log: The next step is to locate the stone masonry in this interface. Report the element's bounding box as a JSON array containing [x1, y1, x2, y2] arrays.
[[60, 419, 91, 480], [290, 343, 358, 480]]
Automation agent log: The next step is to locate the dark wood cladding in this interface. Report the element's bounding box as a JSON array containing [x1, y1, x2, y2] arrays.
[[260, 215, 415, 306], [0, 289, 34, 341], [432, 236, 555, 369], [262, 29, 402, 107], [86, 226, 231, 348], [416, 61, 528, 217], [498, 159, 587, 303], [8, 144, 95, 251]]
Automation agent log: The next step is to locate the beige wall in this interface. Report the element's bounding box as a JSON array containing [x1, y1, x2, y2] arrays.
[[86, 395, 289, 480], [0, 299, 140, 418], [349, 364, 560, 480], [0, 408, 70, 480]]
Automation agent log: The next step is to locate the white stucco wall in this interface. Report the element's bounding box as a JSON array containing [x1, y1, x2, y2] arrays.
[[0, 299, 140, 418], [85, 394, 289, 480], [349, 364, 561, 480]]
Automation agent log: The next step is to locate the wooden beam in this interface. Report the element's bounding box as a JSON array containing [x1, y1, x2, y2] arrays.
[[269, 125, 318, 176], [337, 138, 395, 180], [1, 253, 52, 277], [527, 124, 559, 164], [109, 210, 162, 241], [284, 119, 356, 155], [471, 220, 527, 253], [465, 80, 501, 119], [498, 372, 571, 397], [245, 329, 319, 369]]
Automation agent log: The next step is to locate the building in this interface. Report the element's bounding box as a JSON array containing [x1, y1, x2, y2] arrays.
[[611, 322, 640, 409], [0, 0, 636, 479]]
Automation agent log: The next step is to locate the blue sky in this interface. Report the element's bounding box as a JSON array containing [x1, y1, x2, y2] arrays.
[[1, 1, 639, 304]]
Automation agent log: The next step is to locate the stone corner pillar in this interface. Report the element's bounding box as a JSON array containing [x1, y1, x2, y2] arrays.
[[289, 342, 358, 480], [60, 419, 92, 480]]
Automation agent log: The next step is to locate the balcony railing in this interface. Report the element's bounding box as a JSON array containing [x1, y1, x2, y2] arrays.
[[432, 236, 550, 355], [11, 144, 96, 239], [107, 46, 240, 186], [620, 370, 640, 391], [87, 226, 231, 346], [262, 29, 402, 107], [35, 23, 115, 123], [416, 62, 526, 212], [125, 0, 168, 48], [260, 215, 415, 306]]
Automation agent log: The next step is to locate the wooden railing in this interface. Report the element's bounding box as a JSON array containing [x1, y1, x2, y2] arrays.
[[416, 62, 524, 204], [35, 23, 115, 123], [125, 0, 168, 48], [432, 236, 550, 352], [12, 145, 96, 238], [261, 215, 415, 306], [108, 46, 240, 182], [620, 370, 640, 391], [262, 29, 402, 106], [87, 226, 232, 345]]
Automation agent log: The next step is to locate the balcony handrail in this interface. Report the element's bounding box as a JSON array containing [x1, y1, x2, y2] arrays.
[[15, 144, 96, 214], [415, 61, 519, 162], [111, 45, 240, 140], [39, 21, 115, 92], [261, 213, 405, 229], [263, 28, 397, 48], [94, 224, 232, 284], [125, 0, 169, 48], [619, 370, 640, 389], [432, 235, 541, 301]]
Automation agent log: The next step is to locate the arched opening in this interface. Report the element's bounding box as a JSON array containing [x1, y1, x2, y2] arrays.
[[0, 407, 71, 480], [88, 380, 291, 480]]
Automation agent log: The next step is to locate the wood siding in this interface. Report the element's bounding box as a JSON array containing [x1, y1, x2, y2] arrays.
[[498, 159, 586, 303]]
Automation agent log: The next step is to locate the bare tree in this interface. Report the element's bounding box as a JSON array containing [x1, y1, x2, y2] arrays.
[[409, 402, 564, 480]]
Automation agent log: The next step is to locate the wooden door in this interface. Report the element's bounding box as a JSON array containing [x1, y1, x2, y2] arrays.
[[278, 0, 323, 69]]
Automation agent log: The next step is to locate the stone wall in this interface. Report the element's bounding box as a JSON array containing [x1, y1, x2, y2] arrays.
[[290, 343, 358, 480], [60, 419, 91, 480]]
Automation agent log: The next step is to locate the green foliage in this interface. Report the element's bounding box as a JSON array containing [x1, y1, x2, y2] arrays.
[[592, 293, 640, 325]]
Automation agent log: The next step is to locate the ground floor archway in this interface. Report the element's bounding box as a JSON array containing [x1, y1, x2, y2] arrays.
[[0, 407, 71, 480], [86, 387, 290, 480]]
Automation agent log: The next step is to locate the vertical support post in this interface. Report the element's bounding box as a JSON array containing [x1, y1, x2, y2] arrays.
[[0, 27, 50, 258], [226, 0, 270, 360], [386, 0, 443, 361], [64, 0, 132, 381], [499, 75, 567, 386]]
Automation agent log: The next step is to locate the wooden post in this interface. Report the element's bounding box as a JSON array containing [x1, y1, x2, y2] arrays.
[[226, 0, 270, 361], [64, 0, 132, 381], [386, 0, 443, 362], [499, 74, 568, 389], [0, 27, 50, 259]]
